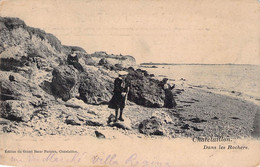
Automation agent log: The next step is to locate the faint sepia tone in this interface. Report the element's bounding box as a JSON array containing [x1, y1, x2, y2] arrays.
[[0, 0, 259, 167]]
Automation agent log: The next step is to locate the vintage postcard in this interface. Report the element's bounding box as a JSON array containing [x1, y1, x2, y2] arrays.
[[0, 0, 259, 166]]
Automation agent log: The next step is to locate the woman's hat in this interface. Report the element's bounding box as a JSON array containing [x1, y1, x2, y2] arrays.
[[163, 78, 168, 82], [70, 53, 77, 57], [118, 71, 128, 76]]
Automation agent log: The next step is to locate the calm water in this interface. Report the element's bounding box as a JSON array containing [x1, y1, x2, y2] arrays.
[[142, 64, 260, 102]]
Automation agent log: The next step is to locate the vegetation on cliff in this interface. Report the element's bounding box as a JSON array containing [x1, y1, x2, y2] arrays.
[[0, 17, 173, 136]]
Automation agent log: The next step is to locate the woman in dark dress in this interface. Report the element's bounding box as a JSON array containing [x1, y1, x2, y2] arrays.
[[67, 52, 84, 72], [108, 71, 129, 122], [161, 78, 177, 108]]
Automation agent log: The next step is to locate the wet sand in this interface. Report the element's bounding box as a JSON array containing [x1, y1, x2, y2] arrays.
[[252, 109, 260, 138], [169, 85, 259, 138]]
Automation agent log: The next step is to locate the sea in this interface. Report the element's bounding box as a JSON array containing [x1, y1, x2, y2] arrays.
[[141, 64, 260, 105]]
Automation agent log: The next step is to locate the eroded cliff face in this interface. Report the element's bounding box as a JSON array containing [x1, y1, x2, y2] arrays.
[[0, 16, 167, 106], [0, 17, 170, 128], [0, 17, 135, 78], [0, 17, 178, 137]]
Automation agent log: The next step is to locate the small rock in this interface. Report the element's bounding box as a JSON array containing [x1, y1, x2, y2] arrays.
[[111, 122, 131, 130], [87, 110, 98, 115], [107, 114, 116, 124], [189, 118, 207, 123], [32, 93, 42, 98], [2, 126, 12, 133], [108, 115, 132, 130], [65, 103, 81, 109], [85, 120, 103, 126], [191, 126, 203, 131], [0, 118, 11, 125], [9, 75, 15, 82], [65, 115, 81, 126], [152, 111, 173, 124], [95, 130, 105, 139], [98, 58, 108, 65], [181, 124, 189, 129]]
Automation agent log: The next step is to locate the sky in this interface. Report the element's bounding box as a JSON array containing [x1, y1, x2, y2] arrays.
[[0, 0, 259, 64]]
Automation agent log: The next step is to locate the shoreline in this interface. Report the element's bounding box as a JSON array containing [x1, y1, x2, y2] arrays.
[[1, 83, 259, 139], [138, 64, 260, 107], [162, 85, 259, 138], [137, 65, 259, 138], [187, 84, 260, 107]]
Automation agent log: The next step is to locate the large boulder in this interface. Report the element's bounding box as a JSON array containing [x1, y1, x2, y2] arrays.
[[0, 100, 33, 122], [78, 66, 114, 104], [138, 117, 164, 135], [125, 68, 165, 108], [51, 65, 78, 101], [0, 71, 51, 101]]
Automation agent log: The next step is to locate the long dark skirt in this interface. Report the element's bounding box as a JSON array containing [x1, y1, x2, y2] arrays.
[[108, 92, 126, 109], [164, 89, 177, 108]]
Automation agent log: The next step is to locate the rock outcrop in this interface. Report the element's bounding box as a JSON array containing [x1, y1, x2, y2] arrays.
[[125, 68, 165, 108], [78, 66, 114, 104], [138, 117, 164, 135], [0, 16, 178, 137], [0, 100, 33, 122], [51, 65, 78, 101], [0, 17, 65, 73], [88, 51, 136, 68], [0, 16, 172, 108], [0, 71, 54, 102]]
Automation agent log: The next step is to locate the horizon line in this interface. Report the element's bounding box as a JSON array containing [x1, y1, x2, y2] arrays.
[[139, 63, 260, 66]]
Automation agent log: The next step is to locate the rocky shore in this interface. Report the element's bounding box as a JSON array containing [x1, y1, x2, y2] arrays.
[[0, 17, 259, 139]]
